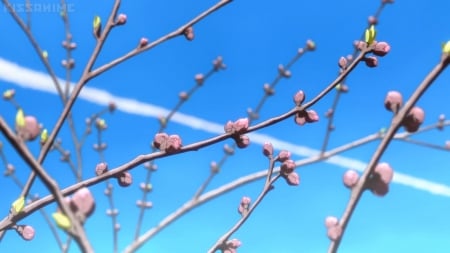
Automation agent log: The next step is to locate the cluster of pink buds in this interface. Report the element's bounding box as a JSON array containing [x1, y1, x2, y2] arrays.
[[325, 216, 342, 241], [153, 133, 183, 153], [384, 91, 425, 132], [224, 118, 250, 149]]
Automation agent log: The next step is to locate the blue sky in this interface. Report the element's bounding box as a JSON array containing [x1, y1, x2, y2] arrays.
[[1, 0, 450, 252]]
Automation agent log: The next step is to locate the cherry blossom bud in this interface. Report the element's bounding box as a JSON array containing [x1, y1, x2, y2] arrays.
[[277, 150, 291, 162], [369, 179, 389, 197], [166, 135, 182, 153], [234, 118, 249, 134], [373, 41, 391, 57], [16, 225, 35, 241], [293, 90, 306, 106], [16, 116, 40, 141], [153, 133, 169, 150], [179, 91, 189, 101], [139, 37, 149, 48], [117, 171, 132, 187], [95, 162, 108, 176], [306, 39, 316, 51], [280, 160, 296, 175], [108, 102, 117, 112], [210, 161, 219, 173], [325, 216, 339, 228], [284, 171, 300, 186], [364, 56, 378, 67], [384, 91, 403, 112], [374, 163, 394, 184], [195, 73, 204, 85], [116, 14, 127, 25], [402, 106, 425, 133], [263, 83, 275, 95], [368, 16, 378, 25], [262, 142, 274, 157], [238, 196, 251, 216], [71, 187, 95, 217], [235, 135, 250, 149], [327, 225, 342, 241], [338, 56, 347, 69], [343, 170, 359, 188], [183, 26, 194, 41]]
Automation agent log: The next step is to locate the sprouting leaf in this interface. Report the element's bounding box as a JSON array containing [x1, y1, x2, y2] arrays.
[[365, 25, 376, 45], [442, 41, 450, 54], [11, 196, 25, 215], [42, 50, 48, 59], [16, 109, 25, 128], [93, 15, 102, 38], [52, 212, 71, 230], [3, 89, 15, 99], [335, 83, 341, 91], [40, 129, 48, 144]]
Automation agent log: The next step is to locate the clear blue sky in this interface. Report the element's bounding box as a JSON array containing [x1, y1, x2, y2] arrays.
[[1, 0, 450, 252]]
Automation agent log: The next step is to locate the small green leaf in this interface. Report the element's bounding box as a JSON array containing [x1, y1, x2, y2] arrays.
[[40, 129, 48, 144], [3, 89, 15, 100], [42, 50, 48, 59], [93, 16, 101, 29], [11, 196, 25, 215], [16, 109, 25, 128], [365, 25, 376, 45], [442, 41, 450, 54], [93, 15, 102, 38], [52, 212, 71, 230]]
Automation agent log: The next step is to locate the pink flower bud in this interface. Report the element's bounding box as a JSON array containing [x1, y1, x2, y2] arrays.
[[327, 225, 342, 241], [284, 171, 300, 186], [72, 187, 95, 217], [368, 179, 389, 197], [153, 133, 169, 150], [116, 14, 127, 25], [343, 170, 359, 188], [263, 83, 275, 95], [338, 56, 347, 69], [236, 135, 250, 149], [16, 116, 40, 141], [166, 135, 182, 153], [183, 26, 194, 41], [325, 216, 339, 228], [368, 16, 378, 25], [306, 39, 316, 51], [384, 91, 403, 112], [179, 91, 189, 101], [374, 163, 394, 184], [262, 142, 274, 157], [278, 150, 291, 162], [234, 118, 249, 134], [95, 162, 108, 176], [402, 106, 425, 133], [16, 225, 35, 241], [139, 37, 149, 48], [195, 73, 204, 85], [280, 160, 296, 175], [117, 171, 132, 187], [293, 90, 306, 106], [364, 56, 378, 67], [373, 41, 391, 57]]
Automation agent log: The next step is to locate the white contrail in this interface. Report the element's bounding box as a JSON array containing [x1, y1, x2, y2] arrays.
[[1, 57, 450, 197]]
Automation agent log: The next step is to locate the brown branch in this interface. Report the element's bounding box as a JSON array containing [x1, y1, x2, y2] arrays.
[[327, 53, 450, 253]]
